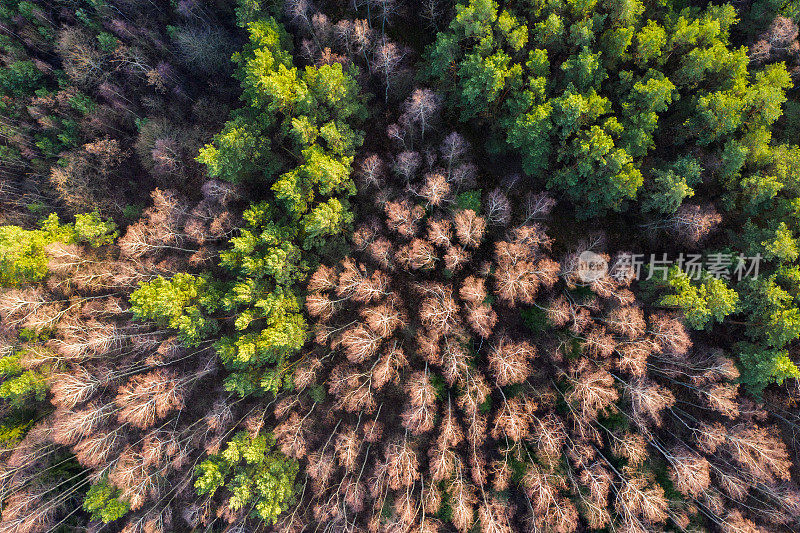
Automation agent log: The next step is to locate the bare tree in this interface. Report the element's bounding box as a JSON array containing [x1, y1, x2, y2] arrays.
[[453, 209, 486, 248], [484, 188, 512, 226], [400, 89, 442, 139], [373, 41, 406, 101], [400, 371, 438, 434], [114, 369, 188, 429], [418, 172, 450, 207], [357, 154, 387, 188], [393, 150, 422, 182], [488, 337, 535, 386], [385, 198, 425, 237], [644, 203, 722, 247], [427, 217, 453, 247]]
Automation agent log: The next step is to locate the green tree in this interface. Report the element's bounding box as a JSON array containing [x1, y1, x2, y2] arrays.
[[83, 477, 130, 523], [196, 113, 278, 184], [423, 0, 792, 217], [73, 211, 118, 246], [219, 203, 306, 286], [641, 157, 702, 214], [634, 19, 666, 65], [0, 349, 49, 406], [0, 60, 43, 97], [763, 222, 799, 262], [195, 432, 298, 525], [0, 212, 115, 286], [737, 342, 800, 395], [215, 203, 308, 396], [301, 198, 354, 250], [742, 274, 800, 348], [129, 274, 221, 346], [660, 266, 739, 330], [198, 17, 365, 199], [192, 15, 365, 398]]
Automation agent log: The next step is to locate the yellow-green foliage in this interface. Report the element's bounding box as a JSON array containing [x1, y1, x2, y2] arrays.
[[195, 432, 298, 525], [0, 212, 117, 287]]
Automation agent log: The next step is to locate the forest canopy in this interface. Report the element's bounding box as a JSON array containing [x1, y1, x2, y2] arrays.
[[424, 0, 791, 217], [1, 0, 800, 532]]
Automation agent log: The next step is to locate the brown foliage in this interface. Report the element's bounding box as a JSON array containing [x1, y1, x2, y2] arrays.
[[417, 173, 450, 207], [565, 362, 619, 422], [627, 379, 675, 427], [668, 446, 711, 498], [358, 154, 387, 188], [275, 114, 800, 532], [385, 199, 425, 237], [649, 312, 692, 357], [444, 245, 470, 272], [51, 402, 112, 446], [724, 424, 792, 484], [426, 217, 453, 247], [488, 337, 535, 386], [491, 397, 534, 441], [418, 284, 460, 335], [606, 306, 646, 339], [385, 440, 420, 490], [114, 369, 187, 429], [465, 303, 497, 338], [453, 209, 486, 248], [459, 276, 487, 304], [666, 204, 723, 247], [400, 371, 438, 434], [614, 474, 669, 526], [396, 238, 438, 270]]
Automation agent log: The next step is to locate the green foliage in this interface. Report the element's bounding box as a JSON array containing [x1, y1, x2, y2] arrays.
[[0, 60, 43, 97], [83, 478, 130, 523], [641, 157, 703, 215], [424, 0, 792, 217], [73, 212, 118, 247], [0, 212, 116, 287], [435, 490, 453, 522], [455, 190, 482, 211], [300, 198, 354, 250], [192, 16, 364, 396], [741, 274, 800, 348], [235, 0, 280, 26], [725, 140, 800, 391], [659, 267, 739, 330], [220, 204, 305, 285], [197, 17, 365, 208], [0, 408, 35, 447], [309, 384, 326, 402], [67, 91, 95, 115], [422, 0, 800, 391], [0, 210, 115, 482], [0, 224, 58, 286], [0, 351, 49, 406], [762, 222, 799, 262], [737, 342, 800, 395], [195, 431, 298, 524], [122, 204, 143, 221], [520, 306, 548, 333], [130, 273, 221, 347], [96, 32, 117, 53], [214, 202, 309, 395], [0, 335, 51, 454]]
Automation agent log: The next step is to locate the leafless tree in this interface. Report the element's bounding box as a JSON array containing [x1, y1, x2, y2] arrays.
[[400, 89, 442, 139]]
